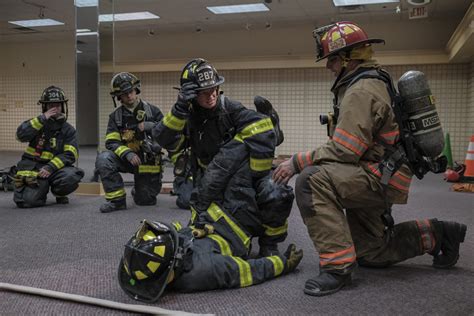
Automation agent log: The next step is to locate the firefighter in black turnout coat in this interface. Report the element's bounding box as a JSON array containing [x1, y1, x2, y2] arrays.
[[14, 86, 84, 208], [96, 72, 164, 213], [153, 58, 294, 257]]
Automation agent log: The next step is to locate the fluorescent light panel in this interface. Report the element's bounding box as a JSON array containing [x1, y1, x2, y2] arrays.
[[75, 0, 98, 7], [99, 11, 159, 22], [76, 31, 98, 36], [207, 3, 269, 14], [333, 0, 399, 6], [8, 19, 64, 27], [76, 28, 91, 33]]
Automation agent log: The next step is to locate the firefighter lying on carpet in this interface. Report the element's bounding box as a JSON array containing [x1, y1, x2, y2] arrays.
[[14, 86, 84, 208], [96, 72, 164, 213], [119, 218, 303, 302], [152, 58, 293, 257]]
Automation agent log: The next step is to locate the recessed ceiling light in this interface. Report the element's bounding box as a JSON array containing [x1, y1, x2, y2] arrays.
[[99, 12, 160, 22], [207, 3, 269, 14], [333, 0, 399, 6], [76, 31, 98, 36], [75, 0, 98, 7], [8, 19, 64, 27]]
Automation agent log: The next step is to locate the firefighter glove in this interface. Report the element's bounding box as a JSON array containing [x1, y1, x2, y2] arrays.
[[175, 82, 199, 116], [284, 243, 303, 273]]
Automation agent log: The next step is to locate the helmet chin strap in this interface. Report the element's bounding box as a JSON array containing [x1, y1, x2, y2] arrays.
[[331, 51, 351, 91]]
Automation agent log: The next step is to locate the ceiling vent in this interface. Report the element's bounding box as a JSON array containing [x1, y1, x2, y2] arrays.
[[339, 5, 366, 13]]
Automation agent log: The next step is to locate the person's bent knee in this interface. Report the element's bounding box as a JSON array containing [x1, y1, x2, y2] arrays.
[[96, 151, 116, 170], [295, 166, 321, 219]]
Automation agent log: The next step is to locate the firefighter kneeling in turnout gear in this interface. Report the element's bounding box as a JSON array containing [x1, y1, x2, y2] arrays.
[[96, 72, 165, 213], [118, 219, 303, 302], [273, 21, 467, 296], [13, 86, 84, 208], [152, 58, 293, 257]]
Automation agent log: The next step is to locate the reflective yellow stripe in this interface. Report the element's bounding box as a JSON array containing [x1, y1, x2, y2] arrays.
[[114, 145, 129, 157], [50, 157, 64, 169], [190, 206, 197, 224], [197, 158, 207, 169], [40, 151, 54, 160], [207, 203, 250, 249], [170, 152, 181, 164], [163, 112, 186, 131], [263, 221, 288, 236], [16, 170, 39, 177], [138, 165, 162, 173], [30, 117, 43, 130], [233, 134, 244, 143], [266, 256, 284, 276], [105, 188, 126, 200], [64, 144, 78, 160], [25, 146, 36, 155], [230, 256, 252, 287], [250, 157, 273, 172], [106, 132, 121, 141], [170, 135, 186, 152], [172, 221, 183, 231], [238, 118, 273, 140], [207, 234, 232, 256]]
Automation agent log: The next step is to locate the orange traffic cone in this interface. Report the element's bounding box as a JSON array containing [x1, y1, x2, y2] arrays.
[[460, 135, 474, 183]]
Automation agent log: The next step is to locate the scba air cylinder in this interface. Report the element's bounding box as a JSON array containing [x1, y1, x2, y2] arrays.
[[397, 70, 444, 158]]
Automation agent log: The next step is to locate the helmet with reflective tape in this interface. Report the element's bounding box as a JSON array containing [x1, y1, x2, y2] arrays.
[[110, 72, 141, 98], [180, 58, 225, 91], [312, 21, 384, 62], [118, 220, 179, 302]]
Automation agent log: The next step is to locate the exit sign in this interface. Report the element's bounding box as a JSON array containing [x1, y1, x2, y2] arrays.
[[409, 6, 428, 19]]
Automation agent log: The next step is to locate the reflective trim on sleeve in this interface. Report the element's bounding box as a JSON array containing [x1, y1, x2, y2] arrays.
[[333, 128, 368, 156], [25, 146, 37, 156], [105, 188, 126, 200], [266, 256, 284, 277], [16, 170, 39, 177], [263, 221, 288, 236], [250, 157, 273, 172], [40, 151, 54, 160], [30, 117, 43, 130], [207, 234, 232, 256], [230, 256, 253, 287], [114, 145, 130, 157], [138, 165, 162, 173], [207, 202, 251, 249], [64, 144, 78, 160], [163, 112, 186, 131], [106, 132, 122, 141], [50, 157, 65, 169], [238, 117, 273, 140]]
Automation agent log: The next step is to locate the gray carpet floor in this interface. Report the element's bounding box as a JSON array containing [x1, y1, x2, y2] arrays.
[[0, 149, 473, 315]]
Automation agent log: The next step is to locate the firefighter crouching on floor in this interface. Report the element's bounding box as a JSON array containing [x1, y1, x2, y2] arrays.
[[152, 58, 294, 257], [96, 72, 164, 213], [118, 219, 303, 302], [14, 86, 84, 208], [273, 21, 467, 296]]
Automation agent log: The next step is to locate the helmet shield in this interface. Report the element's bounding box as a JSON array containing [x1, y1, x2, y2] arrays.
[[313, 21, 384, 62], [180, 58, 225, 91], [110, 72, 141, 98], [118, 220, 179, 303]]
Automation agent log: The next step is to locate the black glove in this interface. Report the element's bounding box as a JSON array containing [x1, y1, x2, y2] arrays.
[[175, 82, 199, 116]]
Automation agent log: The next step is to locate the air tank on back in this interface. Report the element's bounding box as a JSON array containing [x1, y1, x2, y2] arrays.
[[397, 70, 444, 158]]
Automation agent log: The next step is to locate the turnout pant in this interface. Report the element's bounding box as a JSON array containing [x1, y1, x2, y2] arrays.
[[295, 163, 437, 271], [14, 160, 84, 207], [96, 151, 162, 205]]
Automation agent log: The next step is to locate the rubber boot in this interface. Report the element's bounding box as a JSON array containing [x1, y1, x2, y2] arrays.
[[431, 220, 467, 269], [254, 96, 284, 146], [100, 199, 127, 213], [304, 265, 354, 297], [55, 196, 69, 204]]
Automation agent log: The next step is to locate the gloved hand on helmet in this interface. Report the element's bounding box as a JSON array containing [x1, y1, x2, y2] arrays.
[[174, 82, 199, 117], [284, 243, 303, 273]]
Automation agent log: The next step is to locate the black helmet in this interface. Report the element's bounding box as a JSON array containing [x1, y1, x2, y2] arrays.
[[118, 220, 180, 302], [110, 72, 141, 98], [180, 58, 225, 91], [38, 86, 68, 119]]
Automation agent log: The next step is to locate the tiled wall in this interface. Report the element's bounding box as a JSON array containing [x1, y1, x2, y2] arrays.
[[0, 41, 76, 151], [99, 62, 471, 161]]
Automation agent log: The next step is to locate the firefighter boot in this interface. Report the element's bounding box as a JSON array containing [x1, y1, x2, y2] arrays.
[[431, 220, 467, 269], [100, 199, 127, 213], [55, 196, 69, 204], [304, 265, 354, 297], [254, 96, 284, 146]]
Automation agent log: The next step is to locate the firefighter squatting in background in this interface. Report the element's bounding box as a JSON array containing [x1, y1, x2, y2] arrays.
[[14, 86, 84, 208]]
